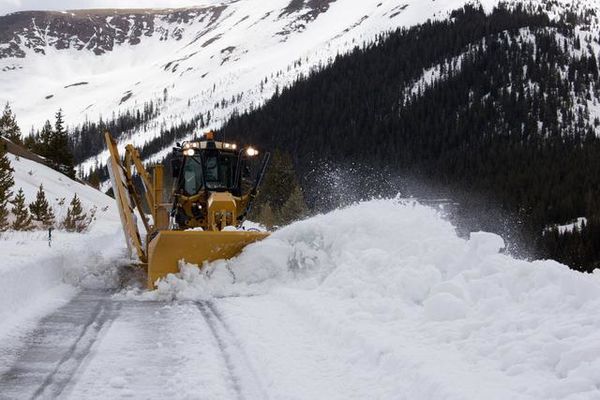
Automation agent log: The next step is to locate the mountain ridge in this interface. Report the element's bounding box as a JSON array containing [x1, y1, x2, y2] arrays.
[[1, 0, 494, 171], [0, 5, 227, 58]]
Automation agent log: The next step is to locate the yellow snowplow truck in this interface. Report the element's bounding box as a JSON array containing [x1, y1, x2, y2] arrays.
[[105, 131, 270, 288]]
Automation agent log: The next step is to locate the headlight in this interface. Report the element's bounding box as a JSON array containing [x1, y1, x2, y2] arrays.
[[183, 149, 195, 156], [246, 147, 259, 157]]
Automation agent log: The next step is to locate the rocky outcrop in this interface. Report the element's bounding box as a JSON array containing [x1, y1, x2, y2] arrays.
[[0, 7, 225, 58]]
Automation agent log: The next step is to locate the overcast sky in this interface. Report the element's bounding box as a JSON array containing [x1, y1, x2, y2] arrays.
[[0, 0, 219, 15]]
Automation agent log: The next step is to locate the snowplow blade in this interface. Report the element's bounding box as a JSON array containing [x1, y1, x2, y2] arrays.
[[147, 230, 269, 288]]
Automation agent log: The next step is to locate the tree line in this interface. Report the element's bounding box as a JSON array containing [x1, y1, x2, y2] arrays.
[[0, 105, 95, 233], [1, 103, 76, 178], [69, 100, 159, 164]]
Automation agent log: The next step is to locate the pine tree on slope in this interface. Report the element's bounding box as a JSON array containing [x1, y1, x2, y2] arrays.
[[0, 142, 14, 231], [23, 127, 37, 152], [62, 194, 87, 232], [39, 120, 53, 157], [256, 150, 297, 211], [278, 184, 309, 225], [0, 102, 22, 145], [11, 188, 33, 231], [49, 110, 75, 178], [29, 184, 55, 228], [250, 149, 299, 223]]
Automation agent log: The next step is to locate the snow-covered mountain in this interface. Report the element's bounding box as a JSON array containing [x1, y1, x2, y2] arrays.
[[0, 0, 508, 171], [1, 0, 600, 173]]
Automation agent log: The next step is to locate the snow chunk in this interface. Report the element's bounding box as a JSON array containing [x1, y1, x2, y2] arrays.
[[467, 231, 505, 257]]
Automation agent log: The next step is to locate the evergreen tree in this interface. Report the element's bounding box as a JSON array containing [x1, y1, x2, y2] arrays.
[[0, 141, 14, 231], [11, 188, 33, 231], [49, 110, 75, 178], [0, 102, 22, 145], [29, 184, 55, 228], [62, 194, 88, 232], [36, 120, 53, 158], [23, 130, 36, 152], [257, 202, 276, 230], [278, 184, 309, 225], [87, 169, 101, 189], [255, 149, 297, 211]]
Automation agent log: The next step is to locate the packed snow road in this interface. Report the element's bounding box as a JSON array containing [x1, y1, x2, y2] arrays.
[[0, 291, 266, 400], [0, 290, 394, 400]]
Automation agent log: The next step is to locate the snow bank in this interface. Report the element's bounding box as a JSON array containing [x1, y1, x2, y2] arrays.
[[0, 154, 127, 342], [147, 198, 600, 399], [0, 224, 128, 345]]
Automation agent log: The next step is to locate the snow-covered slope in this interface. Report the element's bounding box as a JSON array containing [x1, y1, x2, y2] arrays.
[[7, 153, 115, 213], [0, 0, 473, 125], [0, 153, 126, 343], [0, 0, 508, 172], [140, 198, 600, 399]]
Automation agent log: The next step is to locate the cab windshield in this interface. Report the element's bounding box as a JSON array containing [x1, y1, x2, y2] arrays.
[[181, 153, 237, 194]]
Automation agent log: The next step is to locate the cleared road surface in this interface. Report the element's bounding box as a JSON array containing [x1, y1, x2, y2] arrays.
[[0, 290, 383, 400]]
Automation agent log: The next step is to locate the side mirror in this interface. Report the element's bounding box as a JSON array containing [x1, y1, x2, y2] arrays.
[[171, 158, 182, 178]]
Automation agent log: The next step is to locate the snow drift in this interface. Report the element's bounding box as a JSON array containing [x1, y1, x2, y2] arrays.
[[147, 198, 600, 399]]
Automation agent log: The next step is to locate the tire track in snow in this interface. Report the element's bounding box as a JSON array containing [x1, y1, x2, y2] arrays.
[[195, 301, 268, 400], [0, 291, 121, 400], [32, 300, 122, 399], [196, 302, 244, 400], [206, 300, 267, 397]]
